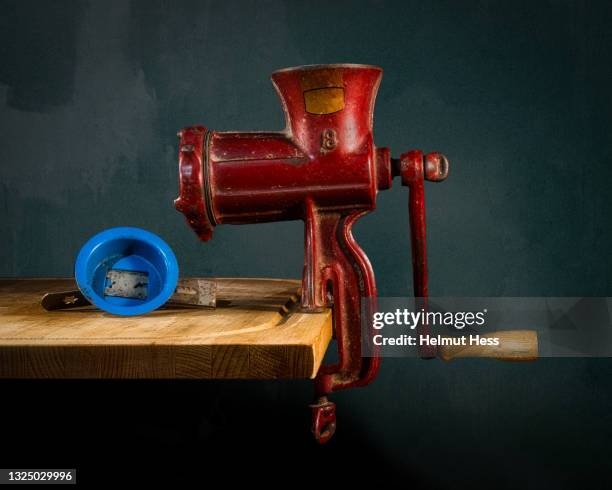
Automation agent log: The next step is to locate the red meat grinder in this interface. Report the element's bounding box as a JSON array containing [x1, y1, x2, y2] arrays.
[[175, 64, 449, 443]]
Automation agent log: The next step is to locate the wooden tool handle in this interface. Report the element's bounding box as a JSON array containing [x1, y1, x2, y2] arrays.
[[439, 330, 538, 361], [41, 290, 90, 310]]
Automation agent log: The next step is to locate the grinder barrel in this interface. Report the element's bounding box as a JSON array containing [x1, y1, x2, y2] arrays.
[[175, 64, 391, 239]]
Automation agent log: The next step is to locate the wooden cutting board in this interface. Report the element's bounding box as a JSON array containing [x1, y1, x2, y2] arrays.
[[0, 278, 332, 379]]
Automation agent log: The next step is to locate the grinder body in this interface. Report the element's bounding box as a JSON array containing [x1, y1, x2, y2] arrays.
[[175, 64, 448, 443], [177, 65, 388, 233]]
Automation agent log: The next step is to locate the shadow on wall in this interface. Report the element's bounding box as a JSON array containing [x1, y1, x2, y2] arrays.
[[0, 379, 428, 487], [0, 0, 82, 112]]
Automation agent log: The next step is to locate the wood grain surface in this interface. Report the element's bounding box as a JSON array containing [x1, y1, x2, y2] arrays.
[[0, 278, 332, 379]]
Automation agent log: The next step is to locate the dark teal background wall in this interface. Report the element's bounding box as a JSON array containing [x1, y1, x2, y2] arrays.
[[1, 1, 612, 487]]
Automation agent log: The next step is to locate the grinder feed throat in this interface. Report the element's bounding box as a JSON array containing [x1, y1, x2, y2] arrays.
[[175, 64, 449, 443]]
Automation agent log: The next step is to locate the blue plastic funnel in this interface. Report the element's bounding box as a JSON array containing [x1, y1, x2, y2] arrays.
[[75, 227, 179, 316]]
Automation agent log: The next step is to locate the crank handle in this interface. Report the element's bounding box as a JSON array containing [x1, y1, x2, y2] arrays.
[[438, 330, 538, 361]]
